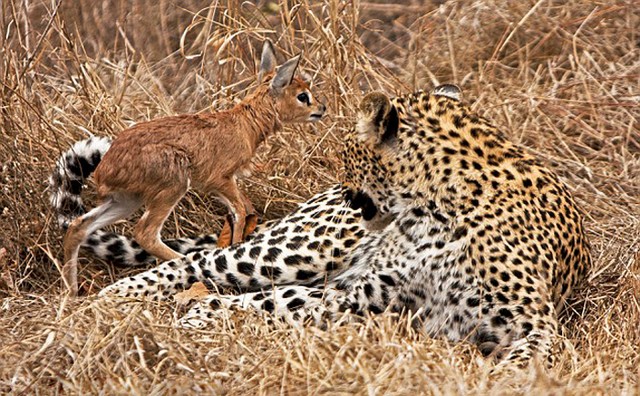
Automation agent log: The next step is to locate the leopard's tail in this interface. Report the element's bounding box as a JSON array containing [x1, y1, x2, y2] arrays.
[[49, 136, 112, 229]]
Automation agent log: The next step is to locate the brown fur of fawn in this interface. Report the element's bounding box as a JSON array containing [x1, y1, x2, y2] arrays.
[[62, 40, 326, 295]]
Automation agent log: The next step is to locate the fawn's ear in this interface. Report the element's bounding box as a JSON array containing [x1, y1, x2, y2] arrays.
[[271, 53, 301, 91], [258, 39, 277, 83], [432, 84, 462, 101], [356, 92, 399, 146]]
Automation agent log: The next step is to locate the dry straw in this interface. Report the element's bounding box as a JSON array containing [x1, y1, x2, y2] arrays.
[[0, 0, 638, 394]]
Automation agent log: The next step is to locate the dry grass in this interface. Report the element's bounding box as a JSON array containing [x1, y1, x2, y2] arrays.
[[0, 0, 638, 394]]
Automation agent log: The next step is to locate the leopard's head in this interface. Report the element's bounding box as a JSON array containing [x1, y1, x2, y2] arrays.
[[341, 85, 463, 230]]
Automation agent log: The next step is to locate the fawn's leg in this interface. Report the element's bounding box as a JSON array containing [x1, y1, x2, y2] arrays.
[[240, 191, 258, 239], [216, 218, 233, 248], [217, 189, 258, 247], [215, 178, 248, 246], [63, 193, 141, 295], [134, 183, 189, 261]]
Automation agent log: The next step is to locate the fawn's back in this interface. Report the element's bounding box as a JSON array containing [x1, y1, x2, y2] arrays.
[[94, 75, 322, 199]]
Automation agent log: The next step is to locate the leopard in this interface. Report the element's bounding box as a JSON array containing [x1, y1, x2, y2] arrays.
[[51, 85, 591, 369]]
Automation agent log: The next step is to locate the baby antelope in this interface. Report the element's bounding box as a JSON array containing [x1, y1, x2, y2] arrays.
[[62, 40, 326, 295]]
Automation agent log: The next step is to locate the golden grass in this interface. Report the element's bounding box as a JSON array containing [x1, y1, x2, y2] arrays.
[[0, 0, 638, 393]]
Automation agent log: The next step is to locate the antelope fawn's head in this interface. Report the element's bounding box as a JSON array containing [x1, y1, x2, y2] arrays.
[[258, 40, 326, 124]]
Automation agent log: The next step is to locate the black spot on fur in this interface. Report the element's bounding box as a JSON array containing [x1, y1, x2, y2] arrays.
[[58, 196, 85, 218], [282, 289, 297, 298], [264, 247, 282, 262], [284, 255, 309, 266], [215, 255, 228, 272], [66, 154, 96, 180], [347, 190, 366, 210], [500, 272, 511, 282], [260, 265, 282, 280], [262, 300, 275, 313], [287, 298, 306, 310], [466, 297, 480, 307], [364, 283, 374, 298], [368, 304, 384, 314], [498, 308, 514, 319], [378, 274, 396, 286], [208, 298, 221, 310], [325, 261, 339, 271], [433, 211, 448, 224], [196, 234, 217, 246], [496, 292, 509, 304], [249, 246, 261, 259], [106, 240, 125, 256], [314, 226, 327, 237], [237, 262, 255, 276], [268, 236, 286, 246], [344, 238, 358, 248], [68, 179, 83, 195], [491, 315, 508, 327], [134, 250, 151, 263], [226, 273, 240, 288], [233, 247, 245, 260], [296, 270, 316, 281]]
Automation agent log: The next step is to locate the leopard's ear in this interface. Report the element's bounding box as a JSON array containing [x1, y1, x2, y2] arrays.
[[432, 84, 462, 101], [356, 92, 399, 145]]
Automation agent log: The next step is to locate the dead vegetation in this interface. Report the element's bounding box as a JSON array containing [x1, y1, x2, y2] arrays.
[[0, 0, 638, 394]]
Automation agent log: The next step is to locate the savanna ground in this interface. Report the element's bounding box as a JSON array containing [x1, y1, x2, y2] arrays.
[[0, 0, 638, 394]]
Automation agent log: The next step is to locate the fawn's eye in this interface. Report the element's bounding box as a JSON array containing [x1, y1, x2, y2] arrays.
[[297, 93, 310, 104]]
